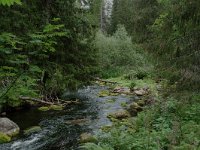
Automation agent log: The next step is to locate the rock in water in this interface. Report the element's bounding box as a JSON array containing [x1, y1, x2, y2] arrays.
[[134, 89, 147, 96], [24, 126, 42, 136], [108, 110, 130, 120], [80, 133, 97, 143], [0, 118, 20, 137]]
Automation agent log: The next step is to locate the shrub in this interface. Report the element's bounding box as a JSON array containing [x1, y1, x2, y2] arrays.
[[129, 81, 136, 91], [95, 25, 145, 78]]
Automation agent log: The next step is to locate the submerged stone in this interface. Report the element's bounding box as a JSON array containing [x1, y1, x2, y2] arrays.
[[38, 106, 50, 111], [65, 118, 89, 125], [24, 126, 42, 136], [49, 105, 63, 111], [106, 99, 116, 103], [98, 90, 110, 97]]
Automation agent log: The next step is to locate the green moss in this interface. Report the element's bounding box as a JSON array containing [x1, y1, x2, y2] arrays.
[[38, 106, 50, 111], [98, 90, 110, 97], [24, 126, 42, 136], [80, 133, 97, 143], [9, 129, 20, 137], [0, 132, 11, 144], [101, 125, 112, 132], [137, 100, 145, 106], [49, 105, 63, 111]]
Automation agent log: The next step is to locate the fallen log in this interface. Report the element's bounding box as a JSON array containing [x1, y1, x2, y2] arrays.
[[20, 96, 80, 106], [20, 96, 54, 105]]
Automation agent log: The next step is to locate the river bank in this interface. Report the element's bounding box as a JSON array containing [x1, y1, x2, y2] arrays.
[[0, 76, 150, 149]]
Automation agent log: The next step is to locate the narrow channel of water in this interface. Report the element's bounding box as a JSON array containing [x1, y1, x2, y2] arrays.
[[1, 85, 135, 150]]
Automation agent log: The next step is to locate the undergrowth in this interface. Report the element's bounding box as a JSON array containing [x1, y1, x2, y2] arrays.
[[81, 91, 200, 150]]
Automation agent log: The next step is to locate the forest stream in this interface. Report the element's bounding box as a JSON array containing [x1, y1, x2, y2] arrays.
[[1, 85, 136, 150]]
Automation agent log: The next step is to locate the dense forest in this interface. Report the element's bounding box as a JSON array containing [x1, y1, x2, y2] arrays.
[[0, 0, 199, 149]]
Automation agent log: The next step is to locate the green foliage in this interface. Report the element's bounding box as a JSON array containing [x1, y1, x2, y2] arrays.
[[83, 93, 200, 150], [149, 0, 200, 90], [109, 0, 159, 42], [109, 0, 200, 91], [129, 82, 136, 91], [81, 143, 113, 150], [0, 0, 21, 6], [95, 25, 145, 78], [0, 1, 99, 109]]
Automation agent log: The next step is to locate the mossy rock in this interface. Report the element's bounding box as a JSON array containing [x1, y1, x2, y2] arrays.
[[0, 118, 20, 138], [0, 132, 11, 144], [101, 125, 112, 132], [80, 133, 97, 143], [38, 106, 50, 111], [9, 129, 19, 137], [49, 105, 63, 111], [24, 126, 42, 136], [137, 100, 145, 106], [108, 110, 131, 120], [98, 90, 110, 97], [129, 102, 142, 111]]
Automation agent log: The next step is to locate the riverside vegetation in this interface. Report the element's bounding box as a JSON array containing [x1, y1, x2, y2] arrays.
[[0, 0, 199, 150]]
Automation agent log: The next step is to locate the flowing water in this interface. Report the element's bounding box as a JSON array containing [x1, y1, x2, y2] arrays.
[[1, 85, 136, 150]]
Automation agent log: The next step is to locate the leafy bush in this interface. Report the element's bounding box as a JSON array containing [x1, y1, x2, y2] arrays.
[[135, 71, 148, 80], [129, 81, 136, 91], [95, 25, 145, 78]]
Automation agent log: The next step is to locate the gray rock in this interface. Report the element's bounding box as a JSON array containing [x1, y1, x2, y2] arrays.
[[0, 118, 20, 137], [134, 89, 147, 96]]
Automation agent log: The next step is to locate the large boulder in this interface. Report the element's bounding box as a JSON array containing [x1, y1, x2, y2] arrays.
[[0, 118, 20, 137]]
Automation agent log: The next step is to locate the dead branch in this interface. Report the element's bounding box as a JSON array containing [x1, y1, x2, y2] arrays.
[[19, 96, 81, 106]]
